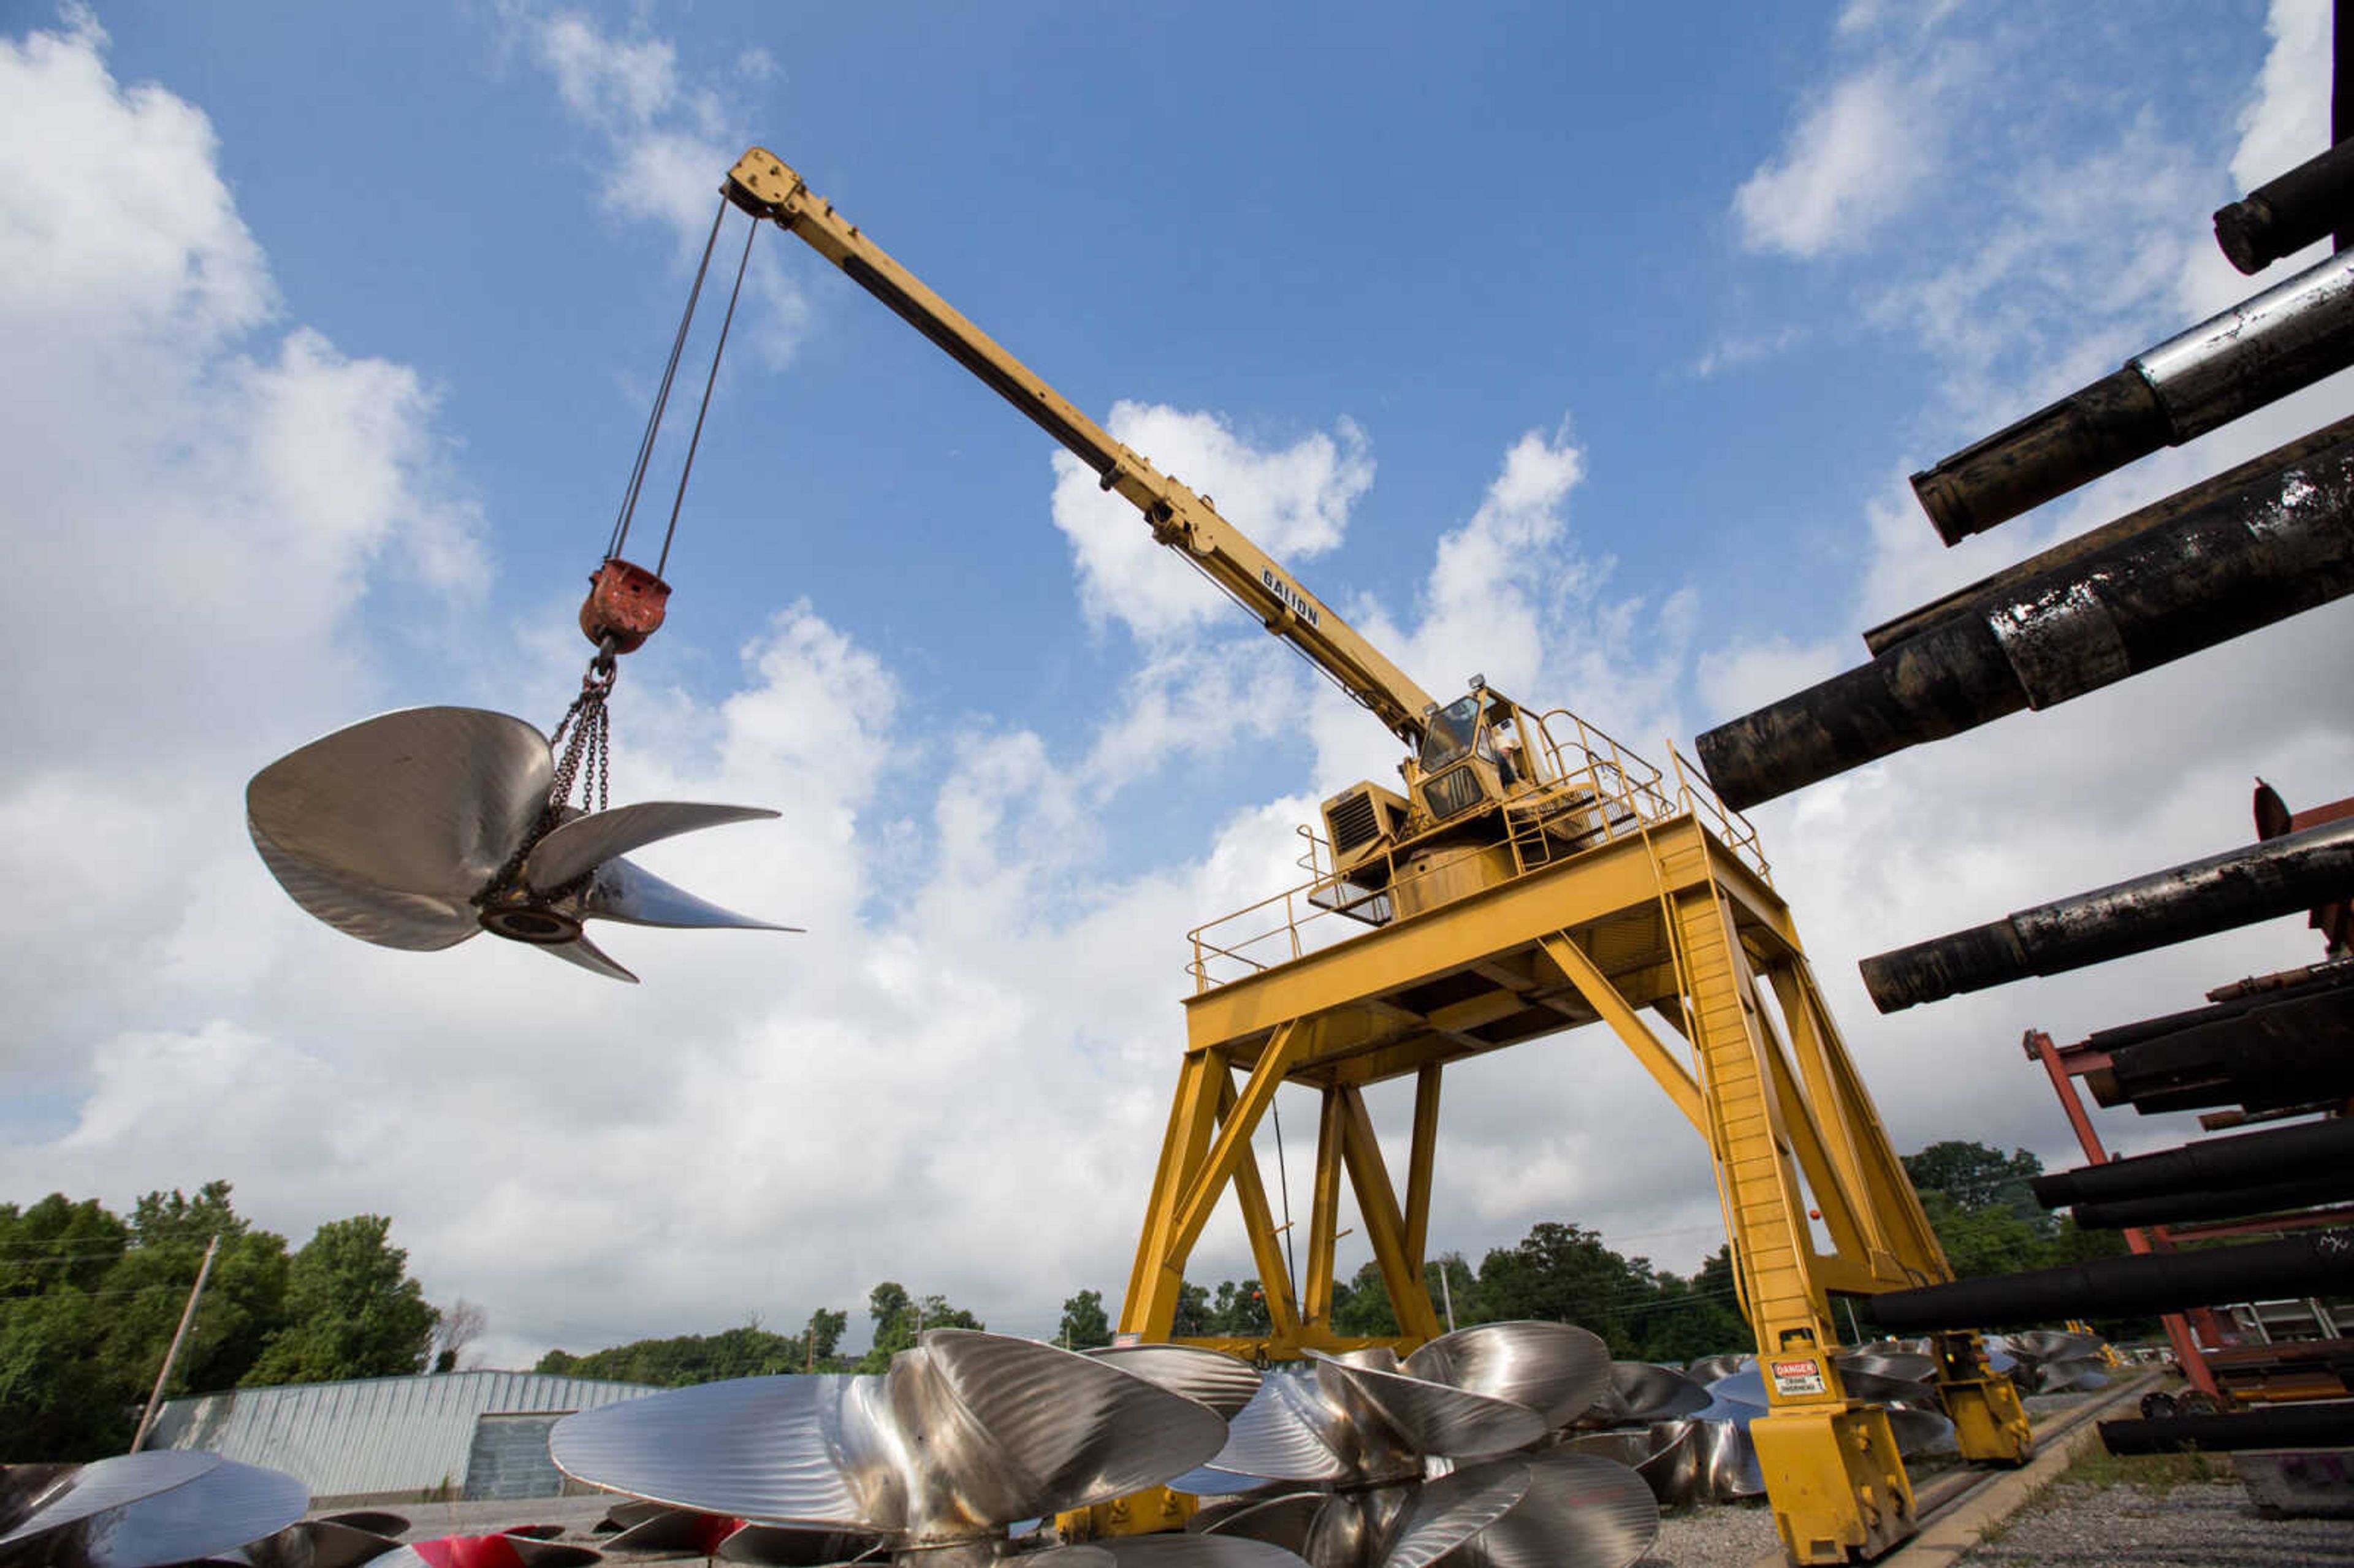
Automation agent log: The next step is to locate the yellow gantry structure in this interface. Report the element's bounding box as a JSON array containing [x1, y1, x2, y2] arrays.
[[1117, 718, 2030, 1565], [721, 147, 2028, 1566]]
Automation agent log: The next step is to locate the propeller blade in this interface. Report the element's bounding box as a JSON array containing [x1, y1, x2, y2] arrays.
[[1586, 1362, 1709, 1426], [71, 1459, 309, 1568], [525, 804, 778, 895], [248, 709, 550, 904], [1702, 1369, 1769, 1413], [602, 1511, 744, 1558], [505, 1540, 601, 1568], [0, 1453, 221, 1549], [2006, 1330, 2101, 1363], [1883, 1405, 1957, 1456], [1833, 1349, 1935, 1404], [1564, 1420, 1701, 1507], [535, 931, 640, 984], [1208, 1371, 1377, 1485], [1682, 1353, 1750, 1386], [593, 1503, 671, 1535], [1433, 1454, 1657, 1568], [371, 1540, 601, 1568], [1310, 1354, 1546, 1461], [1189, 1492, 1324, 1555], [1083, 1345, 1262, 1421], [1384, 1460, 1529, 1568], [314, 1515, 410, 1540], [250, 821, 478, 950], [239, 1518, 406, 1568], [582, 857, 799, 932], [712, 1524, 886, 1567], [550, 1375, 886, 1531], [1163, 1467, 1269, 1500], [1404, 1323, 1612, 1431], [893, 1329, 1229, 1529], [1089, 1536, 1312, 1568], [1689, 1418, 1765, 1501]]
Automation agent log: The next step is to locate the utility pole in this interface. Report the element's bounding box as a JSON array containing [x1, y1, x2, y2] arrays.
[[131, 1233, 219, 1452], [1438, 1258, 1458, 1333]]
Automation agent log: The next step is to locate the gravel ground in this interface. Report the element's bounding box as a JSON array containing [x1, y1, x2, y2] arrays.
[[1636, 1501, 1780, 1568], [1954, 1479, 2354, 1567]]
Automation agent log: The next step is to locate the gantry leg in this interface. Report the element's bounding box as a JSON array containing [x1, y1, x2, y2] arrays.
[[1667, 880, 1913, 1564]]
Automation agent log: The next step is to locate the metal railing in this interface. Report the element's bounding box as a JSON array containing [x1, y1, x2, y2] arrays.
[[1183, 709, 1771, 991]]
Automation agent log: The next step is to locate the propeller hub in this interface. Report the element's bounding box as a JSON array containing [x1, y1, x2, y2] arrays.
[[479, 902, 584, 945]]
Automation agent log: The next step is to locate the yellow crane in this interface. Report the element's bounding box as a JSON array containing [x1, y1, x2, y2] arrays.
[[717, 148, 2028, 1566]]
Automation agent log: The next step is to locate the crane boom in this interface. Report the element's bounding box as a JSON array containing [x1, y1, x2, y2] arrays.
[[723, 148, 1437, 745]]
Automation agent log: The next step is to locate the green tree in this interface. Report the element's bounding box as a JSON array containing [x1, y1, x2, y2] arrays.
[[243, 1216, 437, 1386], [856, 1283, 981, 1373], [1474, 1222, 1646, 1352], [1059, 1289, 1111, 1350], [1903, 1141, 2049, 1230], [1170, 1282, 1211, 1339], [1331, 1261, 1400, 1337], [1205, 1279, 1271, 1338], [802, 1307, 848, 1368]]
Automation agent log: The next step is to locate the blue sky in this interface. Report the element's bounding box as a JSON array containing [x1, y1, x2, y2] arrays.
[[4, 0, 2348, 1365]]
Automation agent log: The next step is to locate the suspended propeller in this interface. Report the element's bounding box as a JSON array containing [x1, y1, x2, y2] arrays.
[[249, 707, 793, 983]]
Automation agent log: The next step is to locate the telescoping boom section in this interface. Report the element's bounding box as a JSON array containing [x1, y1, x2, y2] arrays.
[[722, 149, 1437, 748], [718, 147, 2030, 1566]]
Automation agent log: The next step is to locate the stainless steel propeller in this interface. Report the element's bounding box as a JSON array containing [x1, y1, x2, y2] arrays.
[[1192, 1459, 1533, 1568], [1181, 1326, 1653, 1568], [550, 1330, 1234, 1565], [0, 1454, 309, 1568], [1997, 1330, 2109, 1394], [1582, 1363, 1710, 1427], [249, 707, 793, 982], [367, 1535, 601, 1568], [1401, 1324, 1613, 1433]]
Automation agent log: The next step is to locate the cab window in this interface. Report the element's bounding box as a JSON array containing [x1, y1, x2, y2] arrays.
[[1419, 696, 1481, 772]]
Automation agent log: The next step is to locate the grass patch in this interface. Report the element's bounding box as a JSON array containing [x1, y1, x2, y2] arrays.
[[2052, 1444, 2236, 1494]]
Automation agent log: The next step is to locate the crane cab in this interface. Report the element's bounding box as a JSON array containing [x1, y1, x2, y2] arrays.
[[1316, 683, 1582, 923]]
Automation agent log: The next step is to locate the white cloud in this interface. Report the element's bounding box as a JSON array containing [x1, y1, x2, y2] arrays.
[[1049, 403, 1372, 644], [2231, 0, 2334, 204], [522, 6, 807, 366], [1734, 65, 1944, 259], [9, 2, 2347, 1386], [1699, 0, 2354, 1200]]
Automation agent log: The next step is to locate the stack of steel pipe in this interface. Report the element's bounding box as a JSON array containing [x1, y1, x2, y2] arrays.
[[2032, 1116, 2354, 1228], [2076, 970, 2354, 1115], [1686, 126, 2354, 1349]]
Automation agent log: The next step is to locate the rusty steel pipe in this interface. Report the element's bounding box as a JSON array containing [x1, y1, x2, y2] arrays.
[[1695, 432, 2354, 812], [1857, 815, 2354, 1013], [2070, 1171, 2354, 1230], [1911, 247, 2354, 543], [2101, 1402, 2354, 1455], [2031, 1113, 2354, 1209], [2214, 139, 2354, 275], [1862, 1228, 2354, 1330]]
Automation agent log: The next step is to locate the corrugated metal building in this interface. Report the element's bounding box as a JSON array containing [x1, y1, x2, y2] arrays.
[[147, 1371, 655, 1504]]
